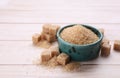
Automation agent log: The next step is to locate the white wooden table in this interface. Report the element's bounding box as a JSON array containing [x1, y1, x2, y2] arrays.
[[0, 0, 120, 77]]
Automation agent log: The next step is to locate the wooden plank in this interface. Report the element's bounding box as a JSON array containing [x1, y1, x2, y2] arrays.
[[0, 24, 43, 40], [0, 0, 10, 7], [0, 65, 120, 78], [0, 0, 120, 23], [0, 10, 120, 23], [0, 24, 120, 40], [0, 41, 43, 64], [0, 24, 119, 64], [0, 0, 120, 77], [3, 0, 120, 10], [0, 41, 120, 64]]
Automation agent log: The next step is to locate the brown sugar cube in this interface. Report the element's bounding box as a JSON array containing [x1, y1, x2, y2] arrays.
[[99, 28, 104, 35], [42, 24, 51, 34], [47, 56, 59, 67], [41, 32, 56, 42], [40, 32, 46, 40], [42, 24, 60, 35], [44, 33, 55, 42], [41, 50, 52, 62], [49, 25, 60, 35], [32, 33, 41, 45], [101, 43, 111, 57], [42, 24, 60, 42], [57, 53, 70, 65], [49, 46, 60, 57], [44, 33, 57, 42], [101, 38, 110, 45], [114, 40, 120, 51]]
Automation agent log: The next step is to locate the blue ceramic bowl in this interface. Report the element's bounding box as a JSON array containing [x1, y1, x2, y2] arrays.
[[57, 24, 103, 61]]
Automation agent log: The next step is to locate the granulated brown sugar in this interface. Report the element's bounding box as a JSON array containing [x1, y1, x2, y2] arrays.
[[60, 25, 99, 45], [63, 62, 80, 72]]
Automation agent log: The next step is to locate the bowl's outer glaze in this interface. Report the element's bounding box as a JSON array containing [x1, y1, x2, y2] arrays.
[[57, 24, 103, 61]]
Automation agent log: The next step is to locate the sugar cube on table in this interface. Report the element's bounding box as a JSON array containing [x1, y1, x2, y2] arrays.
[[42, 24, 60, 35], [47, 56, 59, 67], [49, 25, 60, 35], [32, 33, 41, 45], [42, 24, 51, 34], [41, 50, 51, 63], [99, 28, 104, 35], [57, 53, 70, 65], [102, 38, 110, 45], [101, 43, 111, 57], [114, 40, 120, 51], [49, 46, 60, 57], [44, 33, 56, 43], [42, 24, 60, 42], [40, 32, 46, 40]]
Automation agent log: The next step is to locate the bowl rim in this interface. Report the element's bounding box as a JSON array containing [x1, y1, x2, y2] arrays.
[[57, 24, 103, 47]]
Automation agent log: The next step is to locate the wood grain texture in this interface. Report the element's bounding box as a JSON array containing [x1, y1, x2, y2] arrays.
[[0, 24, 120, 40], [0, 0, 120, 23], [0, 0, 120, 77], [0, 65, 120, 78], [0, 40, 119, 65]]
